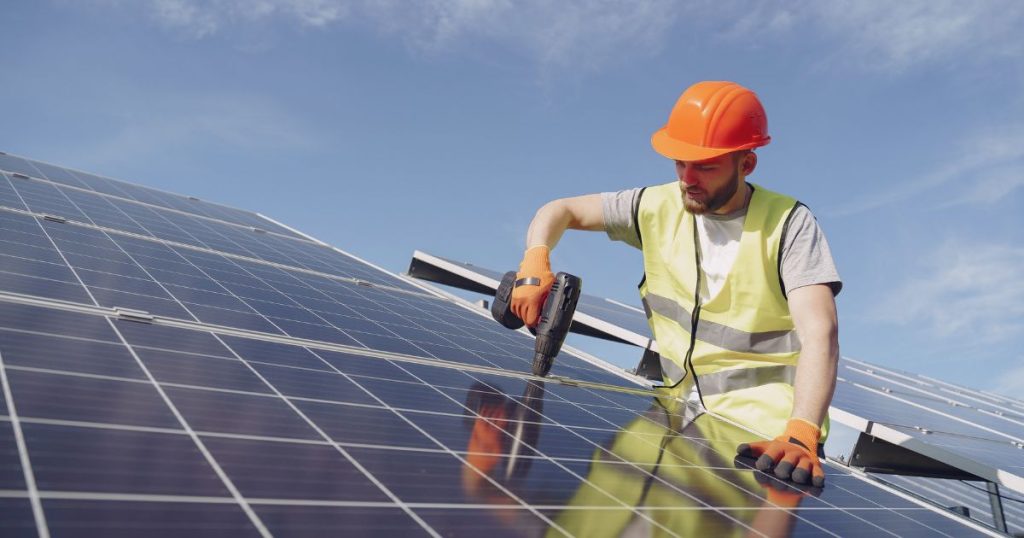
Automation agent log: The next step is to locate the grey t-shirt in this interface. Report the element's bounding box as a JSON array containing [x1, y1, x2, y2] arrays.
[[602, 186, 842, 297]]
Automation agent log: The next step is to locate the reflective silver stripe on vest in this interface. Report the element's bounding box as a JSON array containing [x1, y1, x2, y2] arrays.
[[660, 355, 687, 385], [698, 364, 797, 396], [642, 293, 801, 354]]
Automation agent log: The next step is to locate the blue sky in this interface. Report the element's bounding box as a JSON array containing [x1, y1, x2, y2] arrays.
[[3, 1, 1023, 396]]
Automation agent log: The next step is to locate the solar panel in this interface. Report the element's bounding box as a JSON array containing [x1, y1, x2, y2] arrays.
[[0, 152, 998, 536], [407, 252, 1024, 532]]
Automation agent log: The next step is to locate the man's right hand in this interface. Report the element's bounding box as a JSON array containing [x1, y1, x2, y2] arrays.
[[510, 246, 555, 327]]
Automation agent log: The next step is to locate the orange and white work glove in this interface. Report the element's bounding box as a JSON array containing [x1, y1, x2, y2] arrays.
[[510, 246, 555, 327], [737, 418, 825, 487]]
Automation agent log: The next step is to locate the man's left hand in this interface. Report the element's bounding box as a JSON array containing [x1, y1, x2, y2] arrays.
[[737, 418, 825, 487]]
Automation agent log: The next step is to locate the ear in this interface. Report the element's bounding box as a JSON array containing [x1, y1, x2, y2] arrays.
[[742, 151, 758, 176]]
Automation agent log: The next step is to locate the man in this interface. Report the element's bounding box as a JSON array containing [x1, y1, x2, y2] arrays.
[[510, 81, 841, 487]]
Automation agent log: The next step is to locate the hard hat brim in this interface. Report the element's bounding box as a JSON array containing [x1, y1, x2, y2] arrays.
[[651, 128, 769, 162]]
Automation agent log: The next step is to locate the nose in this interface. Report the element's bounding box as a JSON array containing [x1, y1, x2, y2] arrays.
[[676, 161, 698, 186]]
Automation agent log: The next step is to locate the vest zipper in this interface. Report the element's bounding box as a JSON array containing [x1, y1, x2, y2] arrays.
[[684, 213, 707, 409]]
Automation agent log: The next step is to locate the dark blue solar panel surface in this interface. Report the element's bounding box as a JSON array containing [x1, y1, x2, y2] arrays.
[[1, 170, 420, 292], [0, 303, 985, 536], [0, 152, 302, 238], [838, 362, 1024, 441], [0, 153, 989, 536]]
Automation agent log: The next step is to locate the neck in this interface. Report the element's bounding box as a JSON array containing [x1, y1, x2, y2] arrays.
[[712, 181, 751, 215]]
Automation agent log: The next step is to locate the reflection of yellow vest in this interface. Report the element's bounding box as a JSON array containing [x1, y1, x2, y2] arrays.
[[552, 397, 773, 537], [637, 182, 828, 441]]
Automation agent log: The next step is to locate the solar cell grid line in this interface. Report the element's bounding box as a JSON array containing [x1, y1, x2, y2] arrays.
[[467, 373, 999, 536], [859, 364, 1024, 422], [451, 378, 881, 535], [7, 174, 421, 291], [880, 475, 1024, 535], [840, 365, 1024, 440], [358, 274, 642, 385], [268, 347, 660, 538], [0, 173, 29, 210], [0, 350, 49, 537], [0, 203, 422, 313], [0, 307, 423, 528], [194, 333, 446, 538], [0, 212, 94, 305], [0, 151, 303, 238], [13, 158, 91, 192], [25, 162, 307, 241], [837, 376, 1022, 444], [400, 367, 965, 537], [32, 188, 216, 326], [132, 243, 599, 381], [833, 378, 1012, 442], [7, 213, 274, 535], [0, 301, 999, 532], [4, 260, 593, 532], [843, 357, 1024, 418], [373, 365, 792, 536], [41, 191, 303, 332], [0, 154, 50, 182]]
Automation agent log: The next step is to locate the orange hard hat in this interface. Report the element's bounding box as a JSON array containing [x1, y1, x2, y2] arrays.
[[651, 81, 770, 161]]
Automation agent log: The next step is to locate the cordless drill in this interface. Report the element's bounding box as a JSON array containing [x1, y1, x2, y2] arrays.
[[491, 271, 582, 377]]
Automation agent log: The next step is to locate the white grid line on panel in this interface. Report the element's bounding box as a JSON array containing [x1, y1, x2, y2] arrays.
[[204, 333, 444, 538], [104, 319, 273, 537], [7, 189, 273, 536], [193, 246, 562, 383], [330, 357, 692, 537], [842, 472, 1005, 537], [291, 349, 582, 538], [0, 204, 429, 299], [391, 263, 647, 387], [846, 380, 1023, 444], [2, 198, 437, 537], [0, 158, 310, 245], [448, 372, 782, 537], [0, 350, 50, 538], [0, 288, 647, 398], [848, 366, 1024, 436]]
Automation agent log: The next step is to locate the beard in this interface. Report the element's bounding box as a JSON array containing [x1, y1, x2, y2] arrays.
[[680, 166, 741, 215]]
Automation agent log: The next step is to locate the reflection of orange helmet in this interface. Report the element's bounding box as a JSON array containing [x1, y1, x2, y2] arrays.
[[651, 81, 770, 162]]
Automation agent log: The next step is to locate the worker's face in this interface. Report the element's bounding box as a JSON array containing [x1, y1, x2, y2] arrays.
[[676, 151, 754, 214]]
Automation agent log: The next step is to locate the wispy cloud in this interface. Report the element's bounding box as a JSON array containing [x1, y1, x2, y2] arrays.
[[827, 125, 1024, 216], [64, 91, 317, 169], [86, 1, 1024, 76], [142, 0, 348, 38], [719, 0, 1024, 73], [96, 0, 678, 70], [874, 240, 1024, 344]]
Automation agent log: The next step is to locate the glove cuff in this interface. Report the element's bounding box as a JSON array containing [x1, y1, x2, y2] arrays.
[[520, 245, 551, 273], [784, 418, 821, 453]]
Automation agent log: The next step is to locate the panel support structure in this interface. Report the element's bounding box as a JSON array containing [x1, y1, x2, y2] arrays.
[[987, 481, 1007, 533], [849, 432, 980, 480]]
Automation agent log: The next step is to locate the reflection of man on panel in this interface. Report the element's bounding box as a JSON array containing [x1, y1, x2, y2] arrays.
[[511, 81, 841, 486]]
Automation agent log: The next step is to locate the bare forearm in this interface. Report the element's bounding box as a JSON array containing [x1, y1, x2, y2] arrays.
[[787, 284, 840, 427], [525, 195, 605, 249], [790, 334, 838, 426]]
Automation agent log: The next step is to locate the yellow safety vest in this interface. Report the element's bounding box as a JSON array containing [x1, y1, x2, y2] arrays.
[[637, 181, 829, 441]]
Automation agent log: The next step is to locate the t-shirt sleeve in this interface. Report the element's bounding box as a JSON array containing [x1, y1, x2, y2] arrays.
[[601, 188, 644, 250], [780, 205, 842, 296]]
